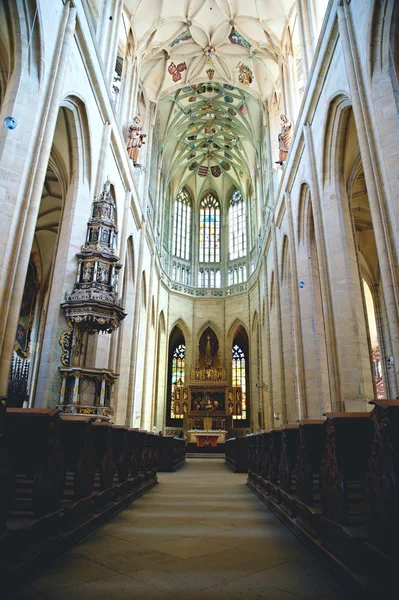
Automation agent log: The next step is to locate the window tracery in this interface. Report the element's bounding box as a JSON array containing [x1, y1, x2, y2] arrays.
[[173, 188, 191, 261], [229, 190, 246, 260], [199, 193, 220, 263], [171, 344, 185, 419], [232, 344, 246, 420]]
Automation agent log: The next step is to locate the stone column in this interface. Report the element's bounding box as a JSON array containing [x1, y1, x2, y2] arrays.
[[296, 0, 316, 80], [303, 124, 339, 412], [285, 192, 307, 419], [126, 223, 145, 427], [337, 4, 399, 396], [272, 224, 287, 424], [0, 4, 77, 396]]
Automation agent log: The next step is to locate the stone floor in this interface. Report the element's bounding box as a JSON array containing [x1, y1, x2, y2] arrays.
[[15, 459, 353, 599]]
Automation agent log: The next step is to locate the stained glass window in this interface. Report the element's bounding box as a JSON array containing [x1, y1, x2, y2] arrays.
[[171, 344, 185, 419], [173, 189, 191, 260], [199, 193, 220, 262], [232, 344, 246, 420], [229, 190, 246, 260]]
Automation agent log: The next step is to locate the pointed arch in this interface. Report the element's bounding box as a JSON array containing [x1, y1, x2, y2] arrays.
[[280, 236, 290, 283], [270, 271, 275, 312], [159, 309, 166, 333], [151, 296, 155, 328], [297, 183, 311, 245], [196, 320, 222, 347], [321, 93, 352, 188], [227, 318, 249, 346], [60, 94, 92, 186], [169, 317, 191, 345], [141, 271, 147, 310], [166, 322, 187, 424]]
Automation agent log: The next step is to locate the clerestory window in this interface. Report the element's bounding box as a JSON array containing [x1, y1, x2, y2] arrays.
[[199, 193, 220, 263], [229, 189, 246, 260], [173, 188, 191, 260]]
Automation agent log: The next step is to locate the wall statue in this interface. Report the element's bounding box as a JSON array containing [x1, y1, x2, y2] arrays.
[[275, 113, 292, 166], [126, 116, 147, 167]]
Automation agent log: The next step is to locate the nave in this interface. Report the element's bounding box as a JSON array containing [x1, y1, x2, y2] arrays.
[[16, 460, 350, 600]]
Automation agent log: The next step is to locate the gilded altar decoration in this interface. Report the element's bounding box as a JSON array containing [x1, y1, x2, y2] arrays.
[[126, 116, 147, 167], [61, 179, 126, 335], [237, 62, 253, 86]]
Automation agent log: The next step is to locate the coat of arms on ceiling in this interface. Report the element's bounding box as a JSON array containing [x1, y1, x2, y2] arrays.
[[229, 27, 251, 49], [211, 165, 221, 177], [237, 62, 253, 86], [169, 29, 192, 48], [198, 165, 209, 177], [168, 62, 187, 82]]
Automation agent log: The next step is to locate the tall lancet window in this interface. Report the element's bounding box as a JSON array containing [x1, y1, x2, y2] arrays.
[[171, 344, 185, 419], [232, 344, 247, 420], [229, 189, 246, 260], [199, 193, 220, 262], [173, 188, 191, 260]]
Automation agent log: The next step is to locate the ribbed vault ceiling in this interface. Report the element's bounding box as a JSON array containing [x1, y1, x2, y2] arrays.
[[124, 0, 296, 197]]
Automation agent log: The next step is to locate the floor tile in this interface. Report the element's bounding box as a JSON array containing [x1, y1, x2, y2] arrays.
[[23, 459, 350, 600], [30, 553, 116, 593]]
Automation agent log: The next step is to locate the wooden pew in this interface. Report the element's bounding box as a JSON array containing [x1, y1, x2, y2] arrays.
[[111, 426, 130, 499], [268, 429, 283, 503], [0, 399, 10, 534], [320, 412, 373, 572], [259, 431, 271, 494], [4, 409, 65, 519], [225, 437, 248, 473], [1, 408, 65, 562], [320, 413, 373, 525], [278, 424, 300, 516], [157, 436, 186, 472], [60, 415, 95, 528], [365, 400, 399, 557], [127, 428, 140, 480], [295, 420, 325, 535], [91, 421, 115, 510]]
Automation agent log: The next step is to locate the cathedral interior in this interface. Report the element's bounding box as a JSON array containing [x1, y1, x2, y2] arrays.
[[0, 0, 399, 597]]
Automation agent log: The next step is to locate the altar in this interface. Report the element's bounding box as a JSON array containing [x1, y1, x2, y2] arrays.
[[191, 431, 225, 447], [171, 330, 244, 448]]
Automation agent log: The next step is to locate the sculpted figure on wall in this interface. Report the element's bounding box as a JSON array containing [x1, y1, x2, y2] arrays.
[[275, 113, 292, 166], [126, 116, 147, 167]]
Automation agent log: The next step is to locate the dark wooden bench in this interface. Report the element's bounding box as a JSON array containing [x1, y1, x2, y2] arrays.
[[60, 415, 95, 528], [225, 437, 248, 473], [157, 436, 186, 472], [278, 424, 300, 516], [365, 400, 399, 557], [91, 421, 115, 509]]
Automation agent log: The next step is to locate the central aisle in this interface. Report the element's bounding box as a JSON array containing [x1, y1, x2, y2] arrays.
[[21, 460, 350, 599]]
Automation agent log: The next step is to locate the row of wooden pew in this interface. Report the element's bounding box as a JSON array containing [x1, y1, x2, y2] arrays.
[[246, 400, 399, 596], [0, 406, 185, 585], [225, 437, 248, 473]]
